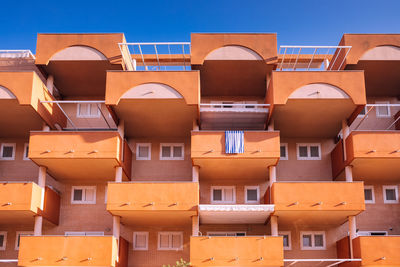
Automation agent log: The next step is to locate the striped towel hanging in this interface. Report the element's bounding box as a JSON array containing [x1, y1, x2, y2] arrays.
[[225, 131, 244, 154]]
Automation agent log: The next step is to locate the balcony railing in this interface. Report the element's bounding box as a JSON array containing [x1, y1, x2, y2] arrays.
[[351, 104, 400, 131], [0, 49, 35, 59]]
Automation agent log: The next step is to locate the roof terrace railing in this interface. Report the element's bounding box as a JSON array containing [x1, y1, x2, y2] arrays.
[[0, 50, 35, 59], [118, 42, 191, 71], [278, 45, 351, 71]]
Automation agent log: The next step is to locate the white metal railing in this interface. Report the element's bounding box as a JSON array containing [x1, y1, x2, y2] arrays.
[[0, 259, 18, 263], [278, 45, 352, 71], [118, 42, 191, 71], [0, 50, 35, 59], [200, 103, 270, 112], [352, 104, 400, 131], [40, 100, 117, 130], [284, 258, 361, 267]]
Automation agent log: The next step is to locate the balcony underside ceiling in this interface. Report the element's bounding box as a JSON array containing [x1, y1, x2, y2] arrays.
[[29, 158, 128, 181], [0, 211, 37, 225], [42, 60, 122, 97], [0, 100, 44, 138], [273, 99, 356, 138], [346, 60, 400, 97], [200, 110, 268, 130], [274, 210, 362, 226], [350, 158, 400, 182], [109, 210, 196, 226], [113, 99, 198, 138]]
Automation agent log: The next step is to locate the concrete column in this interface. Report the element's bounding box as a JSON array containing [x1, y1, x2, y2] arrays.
[[345, 166, 353, 182], [193, 119, 199, 131], [46, 75, 54, 95], [348, 215, 357, 258], [192, 215, 199, 237], [268, 119, 274, 131], [192, 166, 199, 182], [42, 124, 50, 131], [118, 120, 125, 140], [34, 166, 47, 236], [113, 216, 121, 240], [115, 166, 123, 183], [34, 216, 43, 236], [342, 120, 350, 162], [269, 166, 276, 187], [271, 215, 278, 236]]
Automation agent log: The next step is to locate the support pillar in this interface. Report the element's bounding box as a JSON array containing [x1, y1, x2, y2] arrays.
[[192, 166, 199, 182], [118, 120, 125, 140], [113, 216, 121, 240], [34, 216, 43, 236], [348, 215, 357, 258], [46, 75, 54, 95], [115, 166, 123, 183], [271, 215, 278, 236], [34, 166, 47, 236], [269, 166, 276, 187], [345, 166, 353, 182], [268, 119, 274, 131], [193, 119, 199, 131], [192, 215, 199, 237]]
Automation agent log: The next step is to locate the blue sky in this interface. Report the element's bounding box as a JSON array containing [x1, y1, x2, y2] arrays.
[[0, 0, 399, 52]]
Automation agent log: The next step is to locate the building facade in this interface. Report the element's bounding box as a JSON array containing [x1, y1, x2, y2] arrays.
[[0, 33, 399, 267]]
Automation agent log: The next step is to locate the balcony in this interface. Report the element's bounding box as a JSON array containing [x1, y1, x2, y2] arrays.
[[28, 131, 132, 181], [332, 131, 400, 181], [190, 236, 283, 266], [18, 236, 118, 267], [191, 131, 280, 180], [0, 71, 66, 137], [106, 182, 198, 226], [105, 71, 199, 138], [271, 182, 365, 225], [267, 71, 366, 137], [0, 182, 60, 225]]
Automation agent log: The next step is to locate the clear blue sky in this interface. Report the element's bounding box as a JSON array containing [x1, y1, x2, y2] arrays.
[[1, 0, 399, 52]]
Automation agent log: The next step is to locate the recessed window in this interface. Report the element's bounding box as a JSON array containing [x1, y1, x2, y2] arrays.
[[71, 186, 96, 204], [23, 143, 29, 160], [364, 186, 375, 204], [300, 231, 326, 250], [296, 143, 321, 160], [0, 143, 16, 160], [358, 106, 367, 117], [133, 232, 149, 250], [15, 231, 33, 250], [136, 143, 151, 160], [0, 232, 7, 250], [211, 186, 235, 204], [383, 185, 399, 204], [65, 231, 104, 236], [375, 101, 391, 118], [158, 232, 183, 250], [245, 186, 260, 204], [160, 143, 184, 160], [279, 231, 291, 250], [207, 232, 246, 236], [77, 103, 100, 118], [280, 143, 288, 160]]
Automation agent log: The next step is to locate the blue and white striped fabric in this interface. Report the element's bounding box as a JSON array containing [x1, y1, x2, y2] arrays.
[[225, 131, 244, 154]]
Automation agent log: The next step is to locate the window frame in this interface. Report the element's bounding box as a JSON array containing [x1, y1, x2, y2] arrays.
[[383, 185, 399, 204], [280, 143, 288, 160], [136, 143, 151, 160], [300, 231, 326, 250], [0, 231, 7, 250], [0, 143, 16, 160], [76, 103, 101, 118], [279, 231, 291, 250], [157, 232, 183, 251], [71, 186, 96, 204], [210, 186, 236, 204], [159, 143, 185, 160], [357, 106, 368, 118], [15, 231, 33, 250], [244, 186, 260, 204], [375, 101, 391, 118], [296, 143, 321, 160], [364, 185, 375, 204], [23, 143, 29, 160], [133, 232, 149, 251]]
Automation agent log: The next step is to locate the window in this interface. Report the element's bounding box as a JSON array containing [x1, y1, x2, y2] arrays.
[[207, 232, 246, 236], [77, 103, 100, 118], [211, 186, 236, 204], [358, 106, 367, 117], [65, 232, 104, 236], [364, 186, 375, 204], [0, 143, 16, 160], [0, 232, 7, 250], [300, 231, 326, 250], [280, 143, 288, 160], [15, 231, 33, 250], [136, 143, 151, 160], [375, 101, 391, 118], [160, 143, 184, 160], [23, 143, 29, 160], [133, 232, 149, 250], [245, 186, 260, 204], [296, 143, 321, 160], [383, 185, 399, 204], [279, 231, 291, 250], [158, 232, 183, 250], [71, 186, 96, 204]]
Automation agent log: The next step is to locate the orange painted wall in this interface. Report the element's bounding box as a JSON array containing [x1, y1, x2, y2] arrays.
[[353, 236, 400, 265], [38, 186, 61, 225], [0, 182, 42, 214]]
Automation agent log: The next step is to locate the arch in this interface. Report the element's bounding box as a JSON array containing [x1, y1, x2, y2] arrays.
[[120, 83, 184, 100], [359, 45, 400, 61], [204, 45, 264, 61], [0, 85, 17, 99], [288, 83, 350, 101], [49, 45, 108, 61]]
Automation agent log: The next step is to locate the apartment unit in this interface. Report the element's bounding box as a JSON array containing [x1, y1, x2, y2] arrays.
[[0, 33, 399, 267]]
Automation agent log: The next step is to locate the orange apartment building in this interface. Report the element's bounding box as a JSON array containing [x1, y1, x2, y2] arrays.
[[0, 33, 399, 267]]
